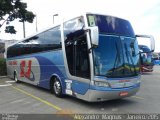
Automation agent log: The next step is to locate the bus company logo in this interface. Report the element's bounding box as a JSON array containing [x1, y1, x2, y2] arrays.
[[20, 60, 35, 81], [9, 60, 17, 65]]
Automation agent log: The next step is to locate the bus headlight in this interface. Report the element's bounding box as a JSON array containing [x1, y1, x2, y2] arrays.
[[94, 81, 110, 87]]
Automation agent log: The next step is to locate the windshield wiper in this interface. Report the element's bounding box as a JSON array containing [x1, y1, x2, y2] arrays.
[[107, 41, 121, 76], [124, 43, 137, 75]]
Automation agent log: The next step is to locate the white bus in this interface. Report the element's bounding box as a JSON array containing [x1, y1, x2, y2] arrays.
[[6, 13, 155, 102]]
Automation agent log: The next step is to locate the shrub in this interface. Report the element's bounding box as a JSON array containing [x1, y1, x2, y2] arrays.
[[0, 58, 7, 76]]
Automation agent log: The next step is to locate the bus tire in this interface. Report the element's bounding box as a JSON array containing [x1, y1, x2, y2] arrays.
[[14, 72, 19, 83], [51, 77, 63, 97]]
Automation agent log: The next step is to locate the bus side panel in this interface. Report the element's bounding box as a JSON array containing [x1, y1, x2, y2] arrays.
[[35, 51, 66, 90], [6, 50, 67, 91], [7, 57, 41, 85], [7, 60, 16, 79]]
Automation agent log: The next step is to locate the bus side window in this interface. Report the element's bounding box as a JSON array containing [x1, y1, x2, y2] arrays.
[[21, 39, 32, 56], [43, 26, 62, 51]]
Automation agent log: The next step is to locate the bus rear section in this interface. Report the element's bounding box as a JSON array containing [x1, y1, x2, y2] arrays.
[[139, 45, 154, 72]]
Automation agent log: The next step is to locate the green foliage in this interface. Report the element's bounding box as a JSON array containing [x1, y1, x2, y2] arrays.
[[0, 58, 7, 76], [0, 0, 35, 34], [5, 26, 16, 34]]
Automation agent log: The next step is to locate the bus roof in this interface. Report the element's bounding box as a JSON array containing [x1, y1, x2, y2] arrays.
[[9, 12, 130, 48]]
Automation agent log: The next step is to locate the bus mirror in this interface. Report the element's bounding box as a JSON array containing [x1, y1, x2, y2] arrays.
[[89, 26, 99, 47], [136, 35, 155, 52]]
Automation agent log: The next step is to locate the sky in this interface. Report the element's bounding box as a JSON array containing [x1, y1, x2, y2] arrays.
[[0, 0, 160, 51]]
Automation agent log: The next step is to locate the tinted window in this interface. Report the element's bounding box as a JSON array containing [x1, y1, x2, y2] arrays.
[[7, 45, 16, 58], [93, 35, 140, 78], [20, 39, 33, 55], [31, 26, 61, 53], [7, 39, 33, 58], [38, 27, 62, 51], [64, 17, 84, 38], [7, 26, 62, 58], [87, 14, 135, 37]]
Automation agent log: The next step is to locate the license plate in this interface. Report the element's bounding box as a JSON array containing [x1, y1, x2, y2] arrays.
[[119, 91, 128, 96]]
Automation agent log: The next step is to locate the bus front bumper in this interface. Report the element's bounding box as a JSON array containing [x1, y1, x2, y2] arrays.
[[87, 84, 140, 102]]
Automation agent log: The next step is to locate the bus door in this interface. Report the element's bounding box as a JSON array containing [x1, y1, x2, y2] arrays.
[[63, 17, 91, 95]]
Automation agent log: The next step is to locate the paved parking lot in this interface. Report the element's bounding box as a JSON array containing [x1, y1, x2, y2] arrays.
[[0, 66, 160, 114]]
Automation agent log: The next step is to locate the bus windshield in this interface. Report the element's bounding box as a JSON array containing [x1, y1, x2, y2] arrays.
[[93, 35, 140, 78], [87, 14, 140, 78]]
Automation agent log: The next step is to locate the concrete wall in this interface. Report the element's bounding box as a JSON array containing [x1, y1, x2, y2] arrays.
[[0, 39, 18, 58]]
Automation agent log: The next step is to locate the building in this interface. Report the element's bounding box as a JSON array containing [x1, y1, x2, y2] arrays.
[[0, 39, 18, 58]]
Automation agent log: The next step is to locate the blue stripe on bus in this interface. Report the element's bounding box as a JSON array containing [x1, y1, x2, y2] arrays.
[[72, 80, 90, 95], [33, 51, 66, 91]]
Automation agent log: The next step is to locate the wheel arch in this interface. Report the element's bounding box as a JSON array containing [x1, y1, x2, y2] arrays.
[[49, 74, 64, 93]]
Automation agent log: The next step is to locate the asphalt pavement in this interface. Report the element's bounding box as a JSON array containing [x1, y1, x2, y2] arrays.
[[0, 66, 160, 115]]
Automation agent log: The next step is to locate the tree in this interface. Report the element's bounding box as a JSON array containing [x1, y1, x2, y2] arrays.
[[0, 0, 35, 34]]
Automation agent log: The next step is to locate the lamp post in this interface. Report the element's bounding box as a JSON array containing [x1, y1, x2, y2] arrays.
[[23, 21, 26, 38], [36, 14, 38, 32], [53, 14, 58, 24]]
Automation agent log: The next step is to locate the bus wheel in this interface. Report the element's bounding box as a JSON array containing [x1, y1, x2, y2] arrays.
[[14, 72, 19, 83], [52, 77, 63, 97]]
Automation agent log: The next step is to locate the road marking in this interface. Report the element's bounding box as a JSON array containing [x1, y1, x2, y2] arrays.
[[0, 84, 12, 87], [5, 81, 15, 83], [132, 96, 145, 100], [10, 98, 26, 104], [0, 81, 15, 87], [11, 86, 62, 111]]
